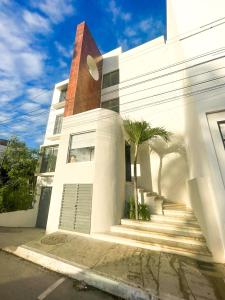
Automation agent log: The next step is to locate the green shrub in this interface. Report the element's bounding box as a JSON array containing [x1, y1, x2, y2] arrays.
[[138, 203, 150, 221], [126, 197, 150, 221]]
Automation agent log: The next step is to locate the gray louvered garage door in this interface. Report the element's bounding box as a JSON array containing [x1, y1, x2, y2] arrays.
[[59, 184, 92, 234]]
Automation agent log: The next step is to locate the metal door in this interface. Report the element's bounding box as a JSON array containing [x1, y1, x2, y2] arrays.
[[59, 184, 92, 234], [36, 187, 52, 228]]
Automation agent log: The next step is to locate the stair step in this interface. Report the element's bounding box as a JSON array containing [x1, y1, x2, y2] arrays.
[[121, 219, 203, 238], [93, 233, 213, 262], [150, 214, 198, 226], [163, 204, 189, 209], [163, 209, 195, 217], [111, 225, 207, 249]]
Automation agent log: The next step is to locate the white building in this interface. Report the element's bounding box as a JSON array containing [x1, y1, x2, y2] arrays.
[[35, 0, 225, 263]]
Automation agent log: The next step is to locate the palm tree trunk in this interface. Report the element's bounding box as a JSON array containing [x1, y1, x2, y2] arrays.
[[158, 156, 163, 197], [133, 144, 138, 220]]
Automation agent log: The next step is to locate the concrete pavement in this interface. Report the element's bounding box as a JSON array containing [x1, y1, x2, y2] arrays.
[[0, 251, 119, 300], [1, 228, 225, 299]]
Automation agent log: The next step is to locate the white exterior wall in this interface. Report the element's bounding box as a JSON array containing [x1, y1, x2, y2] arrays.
[[33, 0, 225, 262], [46, 108, 125, 234], [100, 0, 225, 261], [0, 208, 38, 227]]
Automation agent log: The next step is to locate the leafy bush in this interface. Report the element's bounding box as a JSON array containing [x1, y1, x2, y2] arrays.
[[138, 203, 150, 221], [0, 137, 38, 213], [126, 197, 150, 221]]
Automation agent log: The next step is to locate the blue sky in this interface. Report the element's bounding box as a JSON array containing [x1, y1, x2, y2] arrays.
[[0, 0, 166, 149]]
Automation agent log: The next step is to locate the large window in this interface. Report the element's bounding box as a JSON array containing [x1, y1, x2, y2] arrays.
[[101, 98, 119, 113], [68, 131, 95, 163], [59, 87, 67, 102], [53, 114, 63, 134], [40, 145, 58, 173], [102, 70, 119, 89]]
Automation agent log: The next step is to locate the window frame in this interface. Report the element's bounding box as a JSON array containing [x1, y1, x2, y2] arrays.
[[59, 86, 67, 102], [67, 131, 96, 164], [217, 120, 225, 149], [101, 97, 120, 113], [102, 69, 119, 89], [53, 114, 63, 135], [40, 144, 59, 173]]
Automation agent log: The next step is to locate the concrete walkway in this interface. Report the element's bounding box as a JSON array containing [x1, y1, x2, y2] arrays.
[[2, 229, 225, 300]]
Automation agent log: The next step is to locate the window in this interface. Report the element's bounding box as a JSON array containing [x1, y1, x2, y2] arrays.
[[218, 121, 225, 148], [53, 114, 63, 134], [40, 145, 58, 173], [101, 98, 119, 113], [68, 131, 95, 163], [125, 143, 131, 182], [59, 87, 67, 102], [102, 70, 119, 89]]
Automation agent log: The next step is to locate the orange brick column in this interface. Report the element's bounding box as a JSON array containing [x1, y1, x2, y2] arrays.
[[64, 22, 103, 117]]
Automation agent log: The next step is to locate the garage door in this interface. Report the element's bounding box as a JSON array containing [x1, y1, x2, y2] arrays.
[[59, 184, 92, 234]]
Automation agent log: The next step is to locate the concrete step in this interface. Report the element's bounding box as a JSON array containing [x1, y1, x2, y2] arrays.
[[150, 214, 198, 227], [163, 209, 195, 218], [121, 219, 203, 238], [110, 225, 207, 251], [93, 233, 213, 262]]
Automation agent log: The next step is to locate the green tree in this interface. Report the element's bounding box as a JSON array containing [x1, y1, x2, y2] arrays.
[[0, 137, 38, 212], [123, 120, 169, 220]]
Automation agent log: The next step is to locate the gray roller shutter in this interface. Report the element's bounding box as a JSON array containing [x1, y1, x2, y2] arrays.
[[59, 184, 92, 234]]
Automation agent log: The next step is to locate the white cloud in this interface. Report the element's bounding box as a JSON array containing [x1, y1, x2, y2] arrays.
[[23, 10, 51, 32], [0, 0, 76, 146], [124, 27, 136, 37], [139, 19, 151, 32], [55, 41, 72, 58], [107, 0, 131, 23], [31, 0, 75, 23], [26, 88, 52, 105], [20, 102, 41, 112]]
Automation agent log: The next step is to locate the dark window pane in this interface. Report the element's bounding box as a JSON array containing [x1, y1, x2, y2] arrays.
[[217, 121, 225, 149], [102, 73, 110, 89], [125, 143, 131, 181], [110, 70, 119, 86], [53, 114, 63, 134], [102, 98, 119, 113], [102, 70, 119, 89], [59, 88, 67, 102], [40, 146, 58, 173]]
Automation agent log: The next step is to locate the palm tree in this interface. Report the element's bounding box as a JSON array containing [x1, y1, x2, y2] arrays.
[[123, 119, 169, 220]]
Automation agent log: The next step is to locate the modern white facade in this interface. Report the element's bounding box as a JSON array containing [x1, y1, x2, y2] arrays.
[[35, 0, 225, 263]]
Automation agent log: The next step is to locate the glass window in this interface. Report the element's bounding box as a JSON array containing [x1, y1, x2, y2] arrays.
[[218, 121, 225, 148], [53, 114, 63, 134], [59, 87, 67, 102], [40, 146, 58, 173], [101, 98, 119, 113], [102, 70, 119, 89], [68, 131, 95, 163]]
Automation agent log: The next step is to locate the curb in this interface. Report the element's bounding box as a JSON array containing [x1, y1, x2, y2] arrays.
[[3, 245, 157, 300]]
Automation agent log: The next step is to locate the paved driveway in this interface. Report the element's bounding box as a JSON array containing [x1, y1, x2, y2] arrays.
[[0, 227, 44, 249], [0, 251, 119, 300]]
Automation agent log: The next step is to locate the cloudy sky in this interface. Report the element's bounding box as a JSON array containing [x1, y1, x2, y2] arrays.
[[0, 0, 166, 148]]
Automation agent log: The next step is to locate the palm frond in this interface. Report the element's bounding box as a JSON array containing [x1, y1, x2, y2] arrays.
[[123, 119, 170, 146]]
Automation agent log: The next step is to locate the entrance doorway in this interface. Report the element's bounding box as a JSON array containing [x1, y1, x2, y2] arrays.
[[36, 187, 52, 228], [208, 111, 225, 187]]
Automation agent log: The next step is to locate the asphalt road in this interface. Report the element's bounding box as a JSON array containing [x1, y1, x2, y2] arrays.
[[0, 251, 121, 300]]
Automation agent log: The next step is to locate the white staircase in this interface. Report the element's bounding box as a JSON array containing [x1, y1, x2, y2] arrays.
[[94, 203, 213, 262]]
